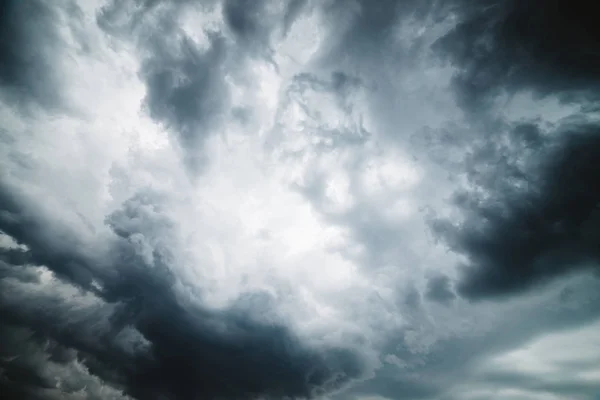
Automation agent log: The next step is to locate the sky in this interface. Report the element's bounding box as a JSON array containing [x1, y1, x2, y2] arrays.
[[0, 1, 599, 399]]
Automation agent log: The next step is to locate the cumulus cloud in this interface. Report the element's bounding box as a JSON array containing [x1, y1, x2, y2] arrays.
[[431, 121, 600, 299], [428, 0, 600, 300], [1, 1, 599, 400], [0, 184, 366, 399]]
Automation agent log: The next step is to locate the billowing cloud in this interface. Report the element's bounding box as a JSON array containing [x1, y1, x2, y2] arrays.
[[431, 120, 600, 299], [435, 0, 600, 110], [1, 1, 599, 400], [0, 182, 367, 399], [428, 0, 600, 300]]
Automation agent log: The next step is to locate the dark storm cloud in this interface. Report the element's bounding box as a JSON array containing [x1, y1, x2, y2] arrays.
[[0, 0, 79, 110], [0, 181, 111, 293], [0, 187, 366, 400], [3, 1, 600, 400], [431, 120, 600, 299], [0, 323, 125, 400], [425, 274, 455, 305], [435, 0, 600, 109], [424, 0, 600, 300]]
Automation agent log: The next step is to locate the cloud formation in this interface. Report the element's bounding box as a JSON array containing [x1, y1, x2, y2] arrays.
[[428, 0, 600, 300], [1, 1, 599, 400], [425, 274, 455, 304], [436, 0, 600, 109], [432, 121, 600, 299], [0, 0, 68, 109], [0, 184, 366, 399]]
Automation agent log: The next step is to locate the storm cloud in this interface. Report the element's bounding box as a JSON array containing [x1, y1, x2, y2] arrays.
[[0, 185, 366, 400], [429, 0, 600, 300], [435, 0, 600, 109], [1, 1, 599, 400], [431, 121, 600, 299]]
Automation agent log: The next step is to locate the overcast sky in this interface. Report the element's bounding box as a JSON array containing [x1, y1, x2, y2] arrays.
[[1, 1, 599, 399]]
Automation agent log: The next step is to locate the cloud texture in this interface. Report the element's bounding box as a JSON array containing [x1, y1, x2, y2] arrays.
[[1, 1, 599, 400]]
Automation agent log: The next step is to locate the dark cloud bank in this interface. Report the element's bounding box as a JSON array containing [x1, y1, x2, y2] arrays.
[[0, 1, 366, 398], [1, 0, 600, 399], [0, 185, 365, 399], [431, 0, 600, 300]]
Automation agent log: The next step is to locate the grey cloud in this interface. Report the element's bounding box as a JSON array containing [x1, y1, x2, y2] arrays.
[[317, 0, 438, 68], [0, 0, 58, 107], [420, 0, 600, 300], [141, 32, 229, 150], [102, 190, 368, 399], [425, 274, 455, 305], [1, 4, 369, 398], [271, 71, 368, 154], [99, 1, 231, 174], [0, 300, 132, 399], [431, 120, 600, 299], [350, 274, 600, 400], [0, 260, 41, 284], [224, 0, 307, 51], [435, 0, 600, 110], [266, 2, 600, 397], [3, 1, 600, 399], [98, 0, 310, 175], [0, 0, 82, 111], [274, 71, 423, 272], [403, 284, 422, 310], [471, 369, 600, 400], [0, 181, 111, 293], [0, 185, 368, 400]]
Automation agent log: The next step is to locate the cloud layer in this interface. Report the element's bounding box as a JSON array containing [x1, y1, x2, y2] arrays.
[[1, 1, 599, 400]]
